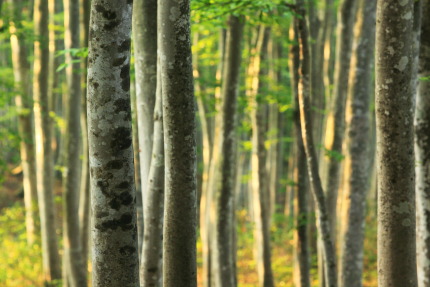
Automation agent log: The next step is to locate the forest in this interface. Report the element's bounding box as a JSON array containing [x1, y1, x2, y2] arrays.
[[0, 0, 428, 286]]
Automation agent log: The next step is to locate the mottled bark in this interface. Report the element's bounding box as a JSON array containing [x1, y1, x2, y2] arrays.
[[295, 1, 337, 286], [339, 0, 375, 285], [140, 57, 164, 287], [375, 0, 417, 286], [33, 0, 62, 283], [133, 0, 157, 254], [211, 15, 244, 287], [416, 1, 430, 286], [158, 0, 197, 285], [9, 0, 38, 246], [87, 1, 139, 286]]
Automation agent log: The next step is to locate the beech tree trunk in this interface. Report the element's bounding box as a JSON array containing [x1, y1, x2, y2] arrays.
[[415, 1, 430, 286], [339, 0, 376, 285], [33, 0, 62, 283], [158, 0, 197, 285], [375, 0, 417, 286], [87, 1, 139, 286]]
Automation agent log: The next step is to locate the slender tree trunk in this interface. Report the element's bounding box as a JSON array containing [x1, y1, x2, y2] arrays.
[[416, 1, 430, 286], [140, 57, 164, 287], [338, 0, 376, 285], [376, 0, 417, 286], [87, 1, 139, 286], [294, 1, 337, 286], [211, 15, 244, 287], [159, 0, 197, 285], [62, 0, 86, 285], [133, 0, 157, 255], [9, 0, 39, 246], [33, 0, 62, 283]]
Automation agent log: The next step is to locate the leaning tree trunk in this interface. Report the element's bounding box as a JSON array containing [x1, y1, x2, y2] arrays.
[[140, 57, 164, 287], [33, 0, 62, 283], [416, 1, 430, 286], [9, 0, 39, 246], [62, 0, 86, 285], [158, 0, 197, 286], [375, 0, 417, 286], [211, 15, 244, 287], [87, 1, 139, 286], [294, 1, 338, 286], [132, 0, 157, 255], [339, 0, 376, 285]]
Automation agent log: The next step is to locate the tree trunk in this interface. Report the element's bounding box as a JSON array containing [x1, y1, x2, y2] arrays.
[[33, 0, 62, 283], [140, 56, 164, 287], [375, 0, 417, 286], [211, 15, 244, 287], [132, 0, 157, 255], [294, 1, 338, 286], [415, 1, 430, 286], [87, 1, 139, 286], [338, 0, 376, 285], [9, 0, 39, 246], [158, 0, 197, 285]]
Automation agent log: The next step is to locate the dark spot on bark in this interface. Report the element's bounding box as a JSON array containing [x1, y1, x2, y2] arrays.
[[119, 245, 136, 256], [106, 159, 123, 169], [116, 181, 130, 189], [96, 213, 134, 231], [109, 198, 121, 210], [97, 180, 109, 196], [120, 64, 130, 79], [111, 127, 132, 152], [114, 98, 130, 113], [121, 76, 130, 92], [147, 267, 158, 273], [93, 82, 99, 89], [127, 0, 133, 5], [120, 213, 132, 225], [104, 20, 120, 31], [113, 56, 127, 67], [96, 211, 109, 218], [95, 5, 117, 20], [118, 39, 131, 53], [119, 191, 133, 205]]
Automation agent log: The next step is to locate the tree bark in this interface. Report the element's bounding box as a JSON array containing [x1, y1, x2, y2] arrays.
[[294, 1, 338, 286], [415, 1, 430, 286], [338, 0, 376, 285], [33, 0, 62, 283], [158, 0, 197, 285], [87, 1, 139, 286], [375, 0, 417, 286]]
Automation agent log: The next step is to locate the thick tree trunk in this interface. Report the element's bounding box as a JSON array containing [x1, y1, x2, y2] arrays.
[[158, 0, 197, 285], [140, 57, 164, 287], [133, 0, 157, 255], [9, 0, 38, 246], [375, 0, 417, 286], [33, 0, 62, 283], [415, 1, 430, 286], [62, 0, 86, 285], [295, 1, 338, 286], [87, 1, 139, 286], [338, 0, 376, 285], [211, 15, 244, 287]]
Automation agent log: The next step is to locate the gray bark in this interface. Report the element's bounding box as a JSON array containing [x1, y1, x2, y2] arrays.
[[211, 15, 244, 287], [158, 0, 197, 285], [33, 0, 62, 283], [87, 1, 139, 286], [416, 1, 430, 286], [339, 0, 376, 285], [295, 1, 338, 286], [375, 0, 417, 286], [133, 0, 157, 255]]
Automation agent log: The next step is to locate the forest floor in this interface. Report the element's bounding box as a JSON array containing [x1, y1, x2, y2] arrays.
[[0, 169, 377, 287]]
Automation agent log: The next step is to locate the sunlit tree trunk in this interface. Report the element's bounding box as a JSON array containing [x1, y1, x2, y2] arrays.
[[87, 1, 139, 286], [338, 0, 376, 285], [9, 0, 38, 246], [415, 1, 430, 286], [159, 0, 197, 285], [376, 0, 417, 286], [33, 0, 62, 283]]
